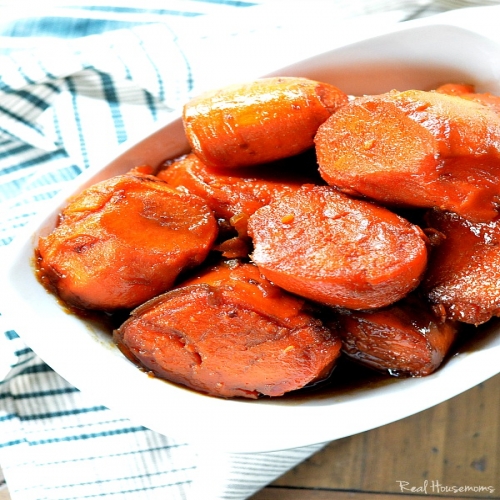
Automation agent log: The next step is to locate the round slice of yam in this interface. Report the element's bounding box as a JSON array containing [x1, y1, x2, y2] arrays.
[[423, 209, 500, 325], [248, 185, 428, 310], [115, 260, 342, 398], [183, 76, 348, 169], [315, 89, 500, 222], [37, 173, 218, 311], [336, 295, 459, 377]]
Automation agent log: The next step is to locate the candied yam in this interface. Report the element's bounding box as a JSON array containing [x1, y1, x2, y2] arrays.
[[335, 294, 460, 377], [423, 209, 500, 325], [315, 89, 500, 222], [247, 185, 428, 310], [436, 82, 500, 114], [115, 260, 342, 398], [435, 83, 476, 95], [37, 173, 218, 311], [157, 151, 322, 224], [183, 77, 348, 169]]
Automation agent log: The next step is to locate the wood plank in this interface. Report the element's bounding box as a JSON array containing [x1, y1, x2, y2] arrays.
[[252, 487, 446, 500], [254, 373, 500, 498]]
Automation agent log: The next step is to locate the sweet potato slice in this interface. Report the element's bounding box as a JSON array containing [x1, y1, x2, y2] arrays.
[[157, 151, 322, 223], [114, 260, 342, 399], [335, 294, 460, 377], [183, 76, 348, 169], [315, 89, 500, 222], [157, 150, 322, 257], [247, 185, 428, 310], [423, 209, 500, 325], [37, 172, 218, 311], [436, 82, 500, 114]]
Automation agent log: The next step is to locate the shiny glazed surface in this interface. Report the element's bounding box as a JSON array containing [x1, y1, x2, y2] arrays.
[[183, 76, 348, 169], [315, 90, 500, 222], [424, 209, 500, 325], [37, 172, 218, 310], [248, 185, 428, 310], [115, 260, 342, 398]]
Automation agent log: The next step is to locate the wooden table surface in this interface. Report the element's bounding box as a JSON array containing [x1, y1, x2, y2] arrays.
[[252, 372, 500, 500]]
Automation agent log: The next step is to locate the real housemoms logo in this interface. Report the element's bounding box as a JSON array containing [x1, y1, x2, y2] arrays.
[[397, 480, 495, 495]]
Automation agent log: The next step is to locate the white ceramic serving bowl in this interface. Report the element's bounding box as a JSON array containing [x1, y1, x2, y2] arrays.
[[3, 18, 500, 453]]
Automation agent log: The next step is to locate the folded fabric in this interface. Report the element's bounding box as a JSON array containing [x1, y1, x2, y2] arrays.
[[1, 1, 499, 499]]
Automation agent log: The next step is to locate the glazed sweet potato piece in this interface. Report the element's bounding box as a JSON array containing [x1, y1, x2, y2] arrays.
[[335, 294, 460, 377], [436, 83, 500, 114], [157, 151, 322, 223], [114, 260, 342, 399], [423, 209, 500, 325], [37, 172, 218, 311], [247, 185, 428, 310], [157, 150, 322, 255], [183, 76, 348, 169], [315, 89, 500, 222]]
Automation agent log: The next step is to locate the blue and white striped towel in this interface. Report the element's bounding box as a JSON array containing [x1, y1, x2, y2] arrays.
[[1, 1, 499, 499]]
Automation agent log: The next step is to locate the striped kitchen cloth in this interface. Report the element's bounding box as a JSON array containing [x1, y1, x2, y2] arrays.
[[1, 1, 499, 499]]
